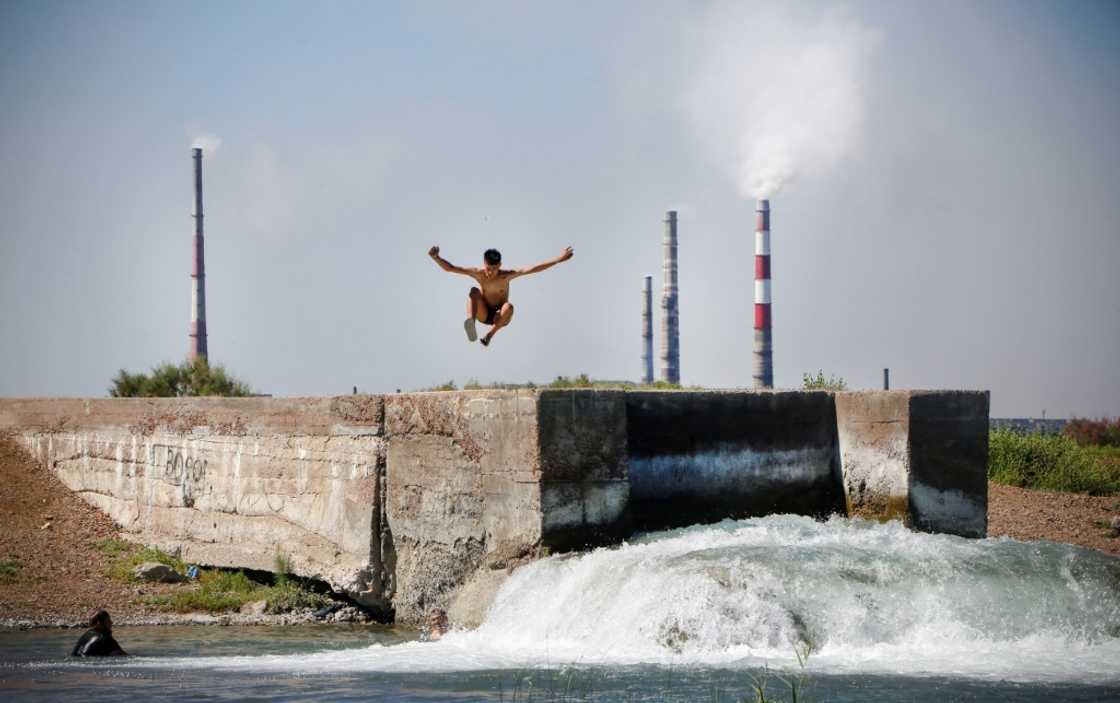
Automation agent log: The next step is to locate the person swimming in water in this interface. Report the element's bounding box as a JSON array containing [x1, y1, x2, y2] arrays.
[[427, 608, 449, 640], [428, 245, 574, 347], [71, 610, 127, 657]]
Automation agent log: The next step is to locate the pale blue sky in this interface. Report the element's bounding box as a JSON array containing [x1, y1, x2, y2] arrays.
[[2, 1, 1118, 417]]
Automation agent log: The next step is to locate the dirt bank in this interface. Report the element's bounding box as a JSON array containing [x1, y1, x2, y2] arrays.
[[987, 481, 1119, 556]]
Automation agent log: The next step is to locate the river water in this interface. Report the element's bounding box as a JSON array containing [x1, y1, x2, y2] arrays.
[[3, 515, 1119, 701]]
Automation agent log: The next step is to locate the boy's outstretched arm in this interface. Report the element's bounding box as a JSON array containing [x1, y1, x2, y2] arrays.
[[428, 246, 473, 276], [514, 246, 574, 278]]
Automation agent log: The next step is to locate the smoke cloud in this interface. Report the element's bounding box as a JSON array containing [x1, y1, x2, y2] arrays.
[[191, 132, 223, 156], [681, 5, 877, 198]]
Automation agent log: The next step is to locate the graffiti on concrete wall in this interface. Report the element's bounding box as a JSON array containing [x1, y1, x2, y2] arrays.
[[149, 443, 208, 507]]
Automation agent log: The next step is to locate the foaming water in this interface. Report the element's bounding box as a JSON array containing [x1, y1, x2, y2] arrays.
[[126, 516, 1120, 683]]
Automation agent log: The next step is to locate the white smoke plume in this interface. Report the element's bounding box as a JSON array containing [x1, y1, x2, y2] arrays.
[[682, 4, 878, 199], [191, 132, 223, 157]]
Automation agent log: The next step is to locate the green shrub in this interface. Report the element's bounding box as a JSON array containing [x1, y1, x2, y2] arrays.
[[803, 370, 847, 391], [265, 580, 331, 613], [109, 358, 253, 397], [99, 539, 187, 581], [197, 569, 257, 594], [144, 566, 330, 614], [1064, 417, 1120, 447], [549, 373, 593, 388], [147, 588, 248, 613], [0, 557, 21, 583], [988, 429, 1120, 495]]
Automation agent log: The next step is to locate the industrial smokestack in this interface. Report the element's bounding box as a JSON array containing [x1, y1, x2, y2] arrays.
[[753, 199, 772, 388], [189, 147, 208, 361], [641, 275, 653, 384], [660, 210, 680, 385]]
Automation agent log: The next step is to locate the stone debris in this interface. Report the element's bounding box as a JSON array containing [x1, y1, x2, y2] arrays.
[[239, 600, 268, 615], [133, 562, 187, 583]]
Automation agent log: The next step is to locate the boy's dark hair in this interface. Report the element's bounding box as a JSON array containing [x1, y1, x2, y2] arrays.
[[483, 249, 502, 265], [89, 610, 110, 627]]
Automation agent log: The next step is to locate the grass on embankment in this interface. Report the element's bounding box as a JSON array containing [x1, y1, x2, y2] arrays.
[[97, 539, 331, 614], [98, 538, 187, 581], [0, 557, 21, 583], [988, 429, 1120, 495], [142, 568, 331, 614]]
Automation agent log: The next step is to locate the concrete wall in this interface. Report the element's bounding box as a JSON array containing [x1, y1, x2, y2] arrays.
[[627, 390, 988, 538], [835, 390, 989, 537], [0, 391, 629, 624], [1, 396, 390, 608], [626, 391, 845, 530], [0, 388, 988, 623]]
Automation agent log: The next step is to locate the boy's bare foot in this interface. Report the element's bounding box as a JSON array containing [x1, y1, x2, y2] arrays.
[[464, 318, 478, 342]]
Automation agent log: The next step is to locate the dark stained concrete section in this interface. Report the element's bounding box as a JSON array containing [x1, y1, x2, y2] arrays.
[[907, 391, 990, 537], [625, 391, 846, 530]]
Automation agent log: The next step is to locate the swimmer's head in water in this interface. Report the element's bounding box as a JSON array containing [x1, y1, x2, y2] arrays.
[[483, 249, 501, 278], [428, 608, 449, 639], [89, 610, 112, 630]]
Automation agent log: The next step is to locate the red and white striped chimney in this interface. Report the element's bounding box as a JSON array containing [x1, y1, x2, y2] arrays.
[[753, 199, 772, 388]]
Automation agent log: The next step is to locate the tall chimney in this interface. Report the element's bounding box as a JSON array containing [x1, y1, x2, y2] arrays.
[[660, 210, 680, 385], [641, 275, 653, 384], [189, 147, 208, 361], [753, 199, 772, 388]]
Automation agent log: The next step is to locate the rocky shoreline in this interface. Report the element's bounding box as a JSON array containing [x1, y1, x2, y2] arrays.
[[1, 604, 379, 631]]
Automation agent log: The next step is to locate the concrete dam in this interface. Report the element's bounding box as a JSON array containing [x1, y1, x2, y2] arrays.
[[0, 389, 989, 625]]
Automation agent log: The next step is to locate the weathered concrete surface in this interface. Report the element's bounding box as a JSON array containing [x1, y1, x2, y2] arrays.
[[834, 392, 910, 522], [835, 391, 989, 537], [0, 396, 389, 610], [0, 390, 631, 625], [626, 391, 845, 530], [381, 390, 629, 622]]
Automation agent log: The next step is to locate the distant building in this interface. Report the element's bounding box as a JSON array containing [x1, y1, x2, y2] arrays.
[[989, 418, 1067, 435]]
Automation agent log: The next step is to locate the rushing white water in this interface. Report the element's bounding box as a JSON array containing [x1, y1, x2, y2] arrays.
[[129, 516, 1120, 683]]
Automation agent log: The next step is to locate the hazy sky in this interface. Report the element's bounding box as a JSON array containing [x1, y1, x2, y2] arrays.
[[2, 1, 1118, 417]]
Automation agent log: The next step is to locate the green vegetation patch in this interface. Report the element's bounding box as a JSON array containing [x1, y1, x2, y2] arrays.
[[143, 567, 331, 614], [109, 357, 253, 397], [0, 557, 22, 583], [988, 430, 1120, 495], [97, 538, 187, 582], [802, 370, 847, 391]]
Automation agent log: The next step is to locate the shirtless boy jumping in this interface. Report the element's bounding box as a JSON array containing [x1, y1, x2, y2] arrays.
[[428, 245, 574, 347]]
